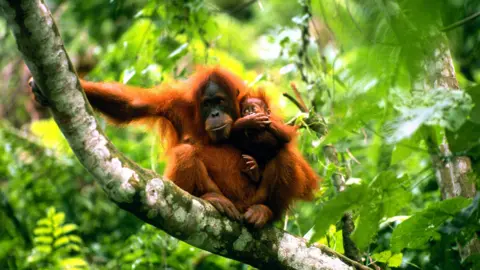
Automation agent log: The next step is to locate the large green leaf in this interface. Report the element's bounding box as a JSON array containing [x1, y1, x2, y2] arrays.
[[371, 250, 403, 267], [391, 197, 472, 252], [311, 184, 368, 242], [351, 172, 411, 249], [351, 200, 382, 250]]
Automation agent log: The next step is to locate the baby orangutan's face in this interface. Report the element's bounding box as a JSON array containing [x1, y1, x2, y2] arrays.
[[241, 98, 270, 116]]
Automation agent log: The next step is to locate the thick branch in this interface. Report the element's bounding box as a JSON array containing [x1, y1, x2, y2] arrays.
[[0, 1, 352, 269]]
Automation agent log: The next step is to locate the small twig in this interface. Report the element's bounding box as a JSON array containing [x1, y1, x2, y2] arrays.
[[361, 128, 368, 144], [346, 148, 361, 164], [315, 244, 372, 270], [135, 20, 153, 62], [283, 92, 308, 113], [368, 255, 382, 270], [284, 84, 328, 135], [289, 82, 309, 112], [442, 11, 480, 32]]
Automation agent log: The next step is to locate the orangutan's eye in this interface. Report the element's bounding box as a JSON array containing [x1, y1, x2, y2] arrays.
[[243, 107, 255, 115]]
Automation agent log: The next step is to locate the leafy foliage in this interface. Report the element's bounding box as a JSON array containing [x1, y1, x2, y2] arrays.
[[387, 88, 473, 143], [313, 171, 411, 250], [371, 250, 403, 268], [390, 197, 472, 252], [28, 207, 88, 269]]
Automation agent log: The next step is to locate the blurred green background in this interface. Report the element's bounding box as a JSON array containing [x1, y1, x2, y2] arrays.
[[1, 0, 479, 269]]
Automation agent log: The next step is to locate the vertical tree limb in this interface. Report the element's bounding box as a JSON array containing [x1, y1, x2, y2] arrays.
[[415, 36, 480, 260]]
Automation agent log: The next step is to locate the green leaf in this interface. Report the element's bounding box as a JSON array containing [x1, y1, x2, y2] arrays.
[[388, 253, 403, 267], [69, 235, 83, 244], [54, 223, 78, 238], [351, 200, 382, 250], [57, 243, 81, 253], [371, 250, 403, 267], [70, 244, 81, 252], [26, 250, 44, 264], [391, 197, 472, 252], [62, 223, 78, 234], [349, 172, 411, 250], [53, 236, 70, 248], [372, 172, 412, 217], [46, 207, 56, 217], [36, 245, 52, 254], [36, 218, 51, 227], [34, 227, 52, 235], [332, 230, 344, 254], [371, 250, 392, 263], [53, 212, 65, 226], [446, 120, 480, 158], [311, 184, 367, 242], [34, 236, 53, 244], [59, 257, 88, 268]]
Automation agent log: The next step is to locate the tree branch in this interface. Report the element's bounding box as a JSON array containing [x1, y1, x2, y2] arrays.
[[0, 1, 352, 269], [441, 11, 480, 32], [284, 83, 328, 135]]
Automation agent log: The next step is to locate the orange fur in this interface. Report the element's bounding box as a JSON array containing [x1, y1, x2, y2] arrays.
[[81, 67, 257, 207], [233, 88, 319, 219], [80, 67, 317, 226], [81, 66, 246, 150]]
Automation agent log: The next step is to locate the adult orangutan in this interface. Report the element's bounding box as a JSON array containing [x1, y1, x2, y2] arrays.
[[30, 67, 317, 227]]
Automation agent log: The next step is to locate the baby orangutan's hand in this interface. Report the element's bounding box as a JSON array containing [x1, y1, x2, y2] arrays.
[[242, 154, 260, 183]]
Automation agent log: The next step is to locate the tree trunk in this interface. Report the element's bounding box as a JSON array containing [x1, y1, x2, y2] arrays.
[[420, 38, 480, 261]]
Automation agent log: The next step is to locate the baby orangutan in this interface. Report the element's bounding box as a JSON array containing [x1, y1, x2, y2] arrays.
[[234, 97, 290, 182], [231, 90, 318, 227]]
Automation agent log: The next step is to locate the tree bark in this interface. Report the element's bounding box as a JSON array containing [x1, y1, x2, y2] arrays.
[[419, 37, 480, 261], [0, 0, 353, 269]]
